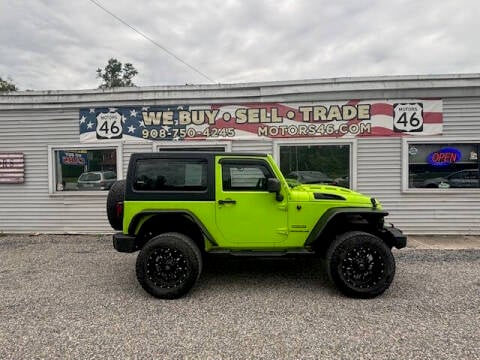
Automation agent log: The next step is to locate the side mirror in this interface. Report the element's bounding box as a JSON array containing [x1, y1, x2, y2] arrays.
[[267, 178, 284, 201], [267, 178, 281, 192]]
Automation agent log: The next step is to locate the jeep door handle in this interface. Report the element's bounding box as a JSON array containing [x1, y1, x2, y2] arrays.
[[218, 199, 236, 205]]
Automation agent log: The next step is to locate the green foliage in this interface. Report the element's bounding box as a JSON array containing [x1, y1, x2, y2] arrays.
[[96, 58, 138, 89], [0, 77, 17, 92]]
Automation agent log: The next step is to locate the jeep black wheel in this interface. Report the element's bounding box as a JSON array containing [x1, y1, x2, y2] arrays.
[[326, 231, 395, 298], [106, 180, 125, 230], [136, 232, 202, 299]]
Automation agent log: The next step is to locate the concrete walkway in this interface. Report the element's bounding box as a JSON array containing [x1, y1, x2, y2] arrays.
[[406, 235, 480, 250]]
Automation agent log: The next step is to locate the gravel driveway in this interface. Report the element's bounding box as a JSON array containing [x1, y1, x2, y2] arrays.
[[0, 234, 479, 359]]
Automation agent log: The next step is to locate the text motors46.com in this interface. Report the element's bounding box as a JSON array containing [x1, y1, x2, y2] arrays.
[[140, 122, 371, 139], [257, 122, 372, 137]]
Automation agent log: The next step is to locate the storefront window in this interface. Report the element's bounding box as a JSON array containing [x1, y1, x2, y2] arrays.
[[408, 142, 480, 189], [53, 148, 118, 191], [279, 144, 351, 188]]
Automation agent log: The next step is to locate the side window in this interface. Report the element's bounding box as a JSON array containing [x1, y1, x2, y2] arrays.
[[467, 171, 478, 179], [449, 172, 466, 180], [222, 163, 273, 191], [134, 158, 207, 191]]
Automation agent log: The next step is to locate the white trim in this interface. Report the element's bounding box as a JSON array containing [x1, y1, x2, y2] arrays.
[[273, 138, 357, 189], [153, 140, 232, 152], [402, 137, 480, 193], [48, 143, 123, 195]]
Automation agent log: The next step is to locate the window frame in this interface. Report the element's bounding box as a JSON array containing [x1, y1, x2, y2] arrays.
[[153, 140, 232, 152], [48, 143, 123, 195], [402, 137, 480, 193], [273, 138, 357, 189]]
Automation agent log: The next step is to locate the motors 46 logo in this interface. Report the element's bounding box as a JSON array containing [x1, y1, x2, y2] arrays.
[[393, 103, 423, 132], [96, 111, 123, 139]]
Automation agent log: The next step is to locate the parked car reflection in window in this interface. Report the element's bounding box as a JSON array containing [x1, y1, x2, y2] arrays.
[[286, 170, 336, 185], [77, 171, 117, 190], [422, 169, 480, 188]]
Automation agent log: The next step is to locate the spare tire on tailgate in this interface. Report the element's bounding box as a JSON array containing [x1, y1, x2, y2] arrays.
[[107, 180, 126, 230]]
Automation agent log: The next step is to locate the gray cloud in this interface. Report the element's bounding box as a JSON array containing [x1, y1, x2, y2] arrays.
[[1, 0, 479, 90]]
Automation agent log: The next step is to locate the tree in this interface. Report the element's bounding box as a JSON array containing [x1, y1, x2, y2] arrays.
[[96, 58, 138, 89], [0, 77, 17, 92]]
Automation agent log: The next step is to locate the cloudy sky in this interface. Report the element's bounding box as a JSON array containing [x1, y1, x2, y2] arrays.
[[1, 0, 479, 91]]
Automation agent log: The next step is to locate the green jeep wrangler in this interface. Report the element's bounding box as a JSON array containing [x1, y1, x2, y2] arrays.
[[108, 152, 406, 299]]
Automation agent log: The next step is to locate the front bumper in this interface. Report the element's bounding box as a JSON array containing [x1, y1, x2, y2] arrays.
[[382, 225, 407, 249], [113, 233, 137, 253]]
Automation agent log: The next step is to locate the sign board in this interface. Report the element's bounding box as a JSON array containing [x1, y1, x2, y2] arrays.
[[79, 100, 443, 142], [427, 147, 462, 166], [0, 153, 24, 184], [59, 151, 87, 166]]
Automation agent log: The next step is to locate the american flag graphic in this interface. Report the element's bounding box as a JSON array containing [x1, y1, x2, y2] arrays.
[[79, 100, 443, 143]]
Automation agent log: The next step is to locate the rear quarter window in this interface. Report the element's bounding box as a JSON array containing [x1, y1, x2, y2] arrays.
[[134, 158, 208, 191]]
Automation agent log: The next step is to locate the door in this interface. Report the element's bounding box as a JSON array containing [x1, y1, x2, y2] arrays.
[[215, 159, 287, 247]]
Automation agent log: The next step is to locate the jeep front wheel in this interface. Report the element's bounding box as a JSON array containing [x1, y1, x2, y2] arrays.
[[135, 232, 203, 299], [326, 231, 395, 298]]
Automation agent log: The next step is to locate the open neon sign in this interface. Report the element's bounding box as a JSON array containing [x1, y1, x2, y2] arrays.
[[427, 147, 462, 166]]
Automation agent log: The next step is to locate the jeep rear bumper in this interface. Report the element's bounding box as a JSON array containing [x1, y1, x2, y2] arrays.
[[113, 233, 137, 253], [382, 225, 407, 249]]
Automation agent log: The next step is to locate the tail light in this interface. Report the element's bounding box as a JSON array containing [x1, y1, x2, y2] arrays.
[[115, 202, 124, 218]]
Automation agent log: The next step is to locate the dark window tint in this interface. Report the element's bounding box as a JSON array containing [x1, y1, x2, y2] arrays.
[[134, 159, 208, 191], [103, 171, 117, 179], [79, 172, 100, 181], [222, 163, 273, 191]]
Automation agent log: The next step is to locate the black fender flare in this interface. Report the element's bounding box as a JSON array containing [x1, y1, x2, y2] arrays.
[[304, 207, 389, 246], [128, 210, 218, 246]]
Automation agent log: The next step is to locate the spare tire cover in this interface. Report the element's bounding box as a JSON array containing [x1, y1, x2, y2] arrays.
[[106, 180, 126, 230]]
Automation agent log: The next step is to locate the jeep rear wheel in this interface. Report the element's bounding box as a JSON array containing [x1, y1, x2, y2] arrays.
[[106, 180, 125, 231], [135, 232, 203, 299], [326, 231, 395, 298]]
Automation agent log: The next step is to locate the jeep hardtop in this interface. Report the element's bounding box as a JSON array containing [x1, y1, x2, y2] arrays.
[[108, 152, 406, 299]]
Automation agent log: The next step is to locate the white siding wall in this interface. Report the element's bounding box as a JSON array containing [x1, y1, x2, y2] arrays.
[[122, 142, 154, 177], [231, 140, 273, 154], [443, 98, 480, 136], [356, 97, 480, 235], [0, 109, 113, 233]]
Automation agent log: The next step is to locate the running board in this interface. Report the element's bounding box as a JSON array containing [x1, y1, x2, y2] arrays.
[[208, 249, 314, 257]]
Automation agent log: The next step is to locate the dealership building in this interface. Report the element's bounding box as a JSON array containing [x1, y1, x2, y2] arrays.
[[1, 74, 480, 235]]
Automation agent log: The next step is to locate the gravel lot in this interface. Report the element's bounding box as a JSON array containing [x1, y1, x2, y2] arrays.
[[0, 234, 479, 359]]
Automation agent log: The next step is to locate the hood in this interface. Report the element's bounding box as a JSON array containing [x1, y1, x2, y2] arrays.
[[289, 183, 380, 208]]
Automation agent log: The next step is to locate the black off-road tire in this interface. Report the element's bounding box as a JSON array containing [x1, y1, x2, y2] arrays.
[[135, 232, 203, 299], [106, 180, 125, 230], [326, 231, 395, 298]]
